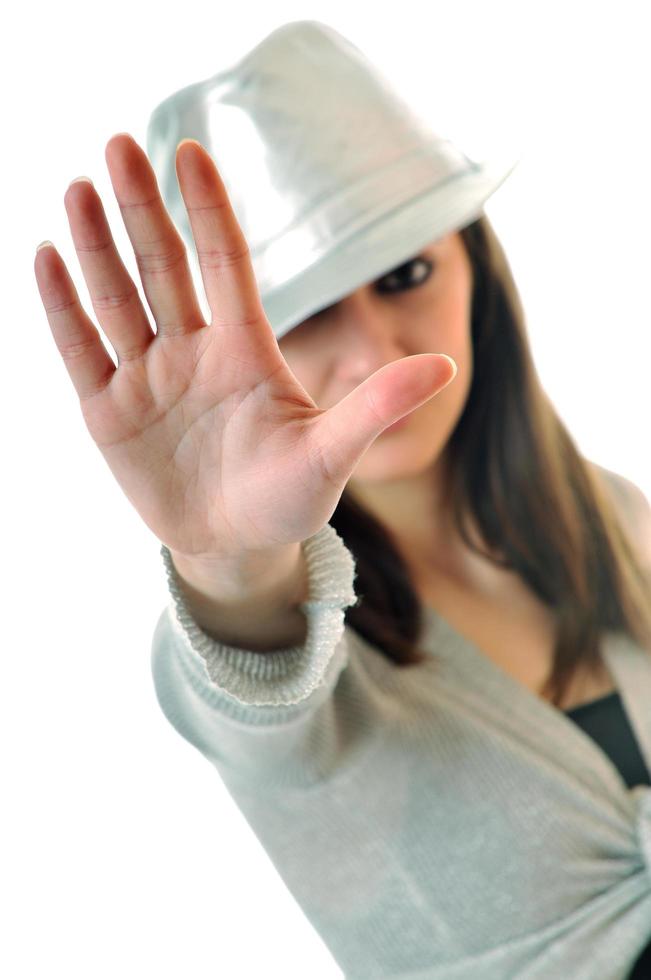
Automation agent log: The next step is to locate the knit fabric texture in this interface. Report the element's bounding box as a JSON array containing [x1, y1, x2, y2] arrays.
[[152, 519, 651, 979]]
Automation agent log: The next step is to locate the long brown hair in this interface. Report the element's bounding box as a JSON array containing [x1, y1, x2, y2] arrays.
[[329, 213, 651, 708]]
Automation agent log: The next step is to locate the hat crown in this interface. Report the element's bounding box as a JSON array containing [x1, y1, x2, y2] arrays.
[[146, 20, 517, 339]]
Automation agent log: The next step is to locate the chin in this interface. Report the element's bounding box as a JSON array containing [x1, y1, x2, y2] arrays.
[[352, 432, 444, 481]]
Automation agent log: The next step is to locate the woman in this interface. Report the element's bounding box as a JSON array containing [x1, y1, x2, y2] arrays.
[[33, 19, 651, 980]]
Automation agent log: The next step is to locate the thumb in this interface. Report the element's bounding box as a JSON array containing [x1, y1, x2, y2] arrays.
[[311, 353, 457, 485]]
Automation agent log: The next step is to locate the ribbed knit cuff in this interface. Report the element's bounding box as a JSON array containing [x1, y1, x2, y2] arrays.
[[159, 523, 359, 712]]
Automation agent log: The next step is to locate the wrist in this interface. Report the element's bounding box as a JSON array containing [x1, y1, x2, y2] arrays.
[[167, 541, 307, 608]]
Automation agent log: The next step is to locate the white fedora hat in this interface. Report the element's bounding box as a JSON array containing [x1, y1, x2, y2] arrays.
[[146, 19, 520, 341]]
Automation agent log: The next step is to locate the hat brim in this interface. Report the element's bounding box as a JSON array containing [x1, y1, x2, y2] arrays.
[[260, 154, 520, 341]]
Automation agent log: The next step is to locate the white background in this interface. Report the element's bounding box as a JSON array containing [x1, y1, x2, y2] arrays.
[[3, 1, 650, 977]]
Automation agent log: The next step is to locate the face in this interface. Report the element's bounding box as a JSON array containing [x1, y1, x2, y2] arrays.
[[277, 231, 474, 485]]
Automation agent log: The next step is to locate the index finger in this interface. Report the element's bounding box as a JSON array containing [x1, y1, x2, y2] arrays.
[[174, 139, 268, 332]]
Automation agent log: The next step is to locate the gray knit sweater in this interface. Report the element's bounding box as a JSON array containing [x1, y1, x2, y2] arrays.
[[151, 521, 651, 979]]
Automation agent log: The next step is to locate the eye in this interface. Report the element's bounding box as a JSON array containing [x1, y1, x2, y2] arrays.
[[376, 256, 433, 294]]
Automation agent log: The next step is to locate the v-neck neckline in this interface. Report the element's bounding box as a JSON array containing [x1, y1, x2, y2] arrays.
[[420, 603, 651, 795], [564, 689, 621, 716]]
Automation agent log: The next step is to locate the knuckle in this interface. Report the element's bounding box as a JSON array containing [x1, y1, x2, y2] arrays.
[[306, 417, 341, 490], [196, 239, 250, 271], [212, 310, 265, 330], [364, 385, 385, 426], [58, 335, 98, 362], [135, 243, 187, 277], [186, 199, 230, 216], [116, 343, 147, 364], [92, 284, 139, 313], [76, 238, 112, 256], [155, 320, 198, 339], [118, 193, 160, 213], [44, 296, 78, 317], [312, 439, 340, 490], [79, 372, 114, 403]]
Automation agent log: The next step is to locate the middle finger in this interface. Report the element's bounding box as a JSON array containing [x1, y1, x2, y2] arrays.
[[103, 132, 206, 337]]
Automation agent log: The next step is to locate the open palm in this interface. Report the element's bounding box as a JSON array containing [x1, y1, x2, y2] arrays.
[[34, 134, 457, 561]]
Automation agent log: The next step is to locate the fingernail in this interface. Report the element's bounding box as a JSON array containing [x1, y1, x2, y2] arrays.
[[68, 176, 94, 187], [439, 354, 458, 377], [36, 240, 54, 253], [177, 138, 202, 152]]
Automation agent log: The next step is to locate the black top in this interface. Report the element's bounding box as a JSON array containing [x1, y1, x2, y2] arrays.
[[565, 690, 651, 790], [564, 691, 651, 978]]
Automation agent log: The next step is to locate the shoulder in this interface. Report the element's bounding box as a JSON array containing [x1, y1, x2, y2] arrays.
[[588, 460, 651, 568]]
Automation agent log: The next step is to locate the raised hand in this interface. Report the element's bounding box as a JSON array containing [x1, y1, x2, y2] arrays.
[[34, 133, 457, 563]]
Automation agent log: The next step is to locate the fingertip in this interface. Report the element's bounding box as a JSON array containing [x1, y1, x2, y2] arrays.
[[104, 132, 139, 169], [440, 353, 458, 378], [177, 138, 204, 154], [429, 353, 457, 380], [107, 131, 134, 148], [35, 241, 56, 274]]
